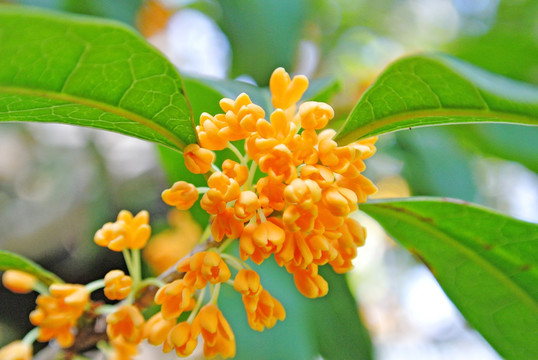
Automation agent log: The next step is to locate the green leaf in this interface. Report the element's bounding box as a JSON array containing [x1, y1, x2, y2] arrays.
[[335, 54, 538, 145], [218, 0, 307, 85], [183, 76, 272, 117], [15, 0, 144, 26], [396, 128, 479, 201], [0, 7, 196, 152], [312, 265, 374, 360], [0, 250, 63, 286], [361, 198, 538, 359], [447, 1, 538, 85]]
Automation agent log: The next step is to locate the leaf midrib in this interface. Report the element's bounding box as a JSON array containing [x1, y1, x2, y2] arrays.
[[336, 108, 537, 145], [0, 85, 187, 151], [363, 203, 538, 313]]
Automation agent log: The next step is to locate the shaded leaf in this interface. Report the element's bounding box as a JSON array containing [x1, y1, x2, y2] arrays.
[[0, 7, 195, 152], [0, 250, 63, 285], [447, 1, 538, 85], [312, 265, 374, 360], [219, 244, 373, 360], [396, 128, 479, 201], [361, 198, 538, 359], [335, 54, 538, 145], [302, 76, 341, 104], [218, 0, 307, 85]]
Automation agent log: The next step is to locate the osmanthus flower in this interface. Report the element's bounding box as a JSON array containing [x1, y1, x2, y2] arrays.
[[239, 218, 286, 264], [161, 181, 199, 210], [144, 312, 176, 346], [293, 264, 329, 299], [222, 159, 249, 186], [233, 270, 285, 331], [104, 270, 132, 301], [0, 340, 32, 360], [29, 283, 89, 348], [106, 305, 145, 345], [154, 279, 196, 319], [140, 66, 377, 357], [2, 270, 37, 294], [178, 251, 231, 289], [94, 210, 151, 251], [183, 144, 215, 174], [192, 304, 236, 359], [163, 321, 199, 357], [245, 289, 286, 331], [109, 337, 139, 360]]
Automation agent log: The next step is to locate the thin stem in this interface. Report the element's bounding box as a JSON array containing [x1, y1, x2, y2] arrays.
[[198, 224, 212, 245], [138, 277, 166, 289], [122, 249, 134, 276], [131, 249, 142, 285], [218, 237, 235, 253], [197, 187, 210, 194], [220, 253, 250, 271], [22, 327, 39, 346], [257, 208, 267, 222], [187, 286, 207, 323], [95, 304, 117, 315], [210, 283, 221, 305], [227, 142, 246, 165], [245, 161, 258, 190], [32, 281, 49, 295], [211, 163, 221, 173], [85, 279, 105, 293]]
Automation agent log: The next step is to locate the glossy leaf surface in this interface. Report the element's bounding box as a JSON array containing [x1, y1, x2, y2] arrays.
[[361, 198, 538, 359], [0, 7, 195, 152], [335, 54, 538, 145]]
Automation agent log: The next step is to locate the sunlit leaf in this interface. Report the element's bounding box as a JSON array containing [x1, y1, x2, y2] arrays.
[[0, 7, 195, 152], [0, 250, 63, 285], [335, 54, 538, 145], [361, 198, 538, 359]]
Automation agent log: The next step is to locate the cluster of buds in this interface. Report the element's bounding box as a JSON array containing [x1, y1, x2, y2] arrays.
[[163, 67, 377, 299], [0, 67, 376, 360]]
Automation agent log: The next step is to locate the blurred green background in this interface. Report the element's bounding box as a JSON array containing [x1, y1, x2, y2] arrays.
[[0, 0, 536, 359]]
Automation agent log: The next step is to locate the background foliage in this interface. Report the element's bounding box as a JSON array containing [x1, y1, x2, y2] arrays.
[[0, 0, 537, 359]]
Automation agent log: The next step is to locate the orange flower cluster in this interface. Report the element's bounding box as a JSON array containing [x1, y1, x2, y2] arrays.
[[107, 305, 145, 359], [234, 269, 285, 331], [163, 67, 377, 298], [103, 251, 234, 358], [29, 284, 89, 348], [94, 210, 151, 251]]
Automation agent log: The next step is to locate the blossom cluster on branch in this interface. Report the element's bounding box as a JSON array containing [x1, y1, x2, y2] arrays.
[[0, 68, 377, 360]]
